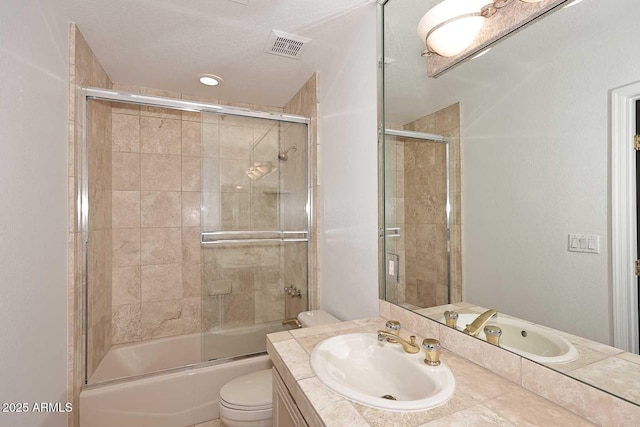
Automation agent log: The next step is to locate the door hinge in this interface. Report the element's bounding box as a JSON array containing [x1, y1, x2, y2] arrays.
[[634, 135, 640, 150], [635, 260, 640, 276]]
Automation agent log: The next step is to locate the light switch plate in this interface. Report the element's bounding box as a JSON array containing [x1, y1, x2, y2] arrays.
[[568, 234, 599, 254]]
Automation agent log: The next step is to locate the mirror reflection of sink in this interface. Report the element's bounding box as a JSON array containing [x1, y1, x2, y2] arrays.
[[310, 333, 455, 411], [443, 314, 578, 364]]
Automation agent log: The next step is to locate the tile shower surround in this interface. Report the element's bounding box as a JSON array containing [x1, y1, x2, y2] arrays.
[[387, 103, 463, 309], [75, 79, 317, 406], [68, 24, 113, 427], [109, 92, 299, 346], [69, 25, 319, 426], [266, 301, 640, 426]]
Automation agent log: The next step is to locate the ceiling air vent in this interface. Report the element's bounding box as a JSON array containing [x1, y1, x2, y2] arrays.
[[264, 30, 311, 60]]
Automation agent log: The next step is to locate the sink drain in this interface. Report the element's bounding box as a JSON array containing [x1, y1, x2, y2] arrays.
[[381, 395, 397, 400]]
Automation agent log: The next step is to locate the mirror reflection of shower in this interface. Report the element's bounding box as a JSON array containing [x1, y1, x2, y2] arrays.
[[278, 145, 297, 161]]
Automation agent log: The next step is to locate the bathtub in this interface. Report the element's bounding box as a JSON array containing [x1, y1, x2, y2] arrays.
[[80, 322, 288, 427]]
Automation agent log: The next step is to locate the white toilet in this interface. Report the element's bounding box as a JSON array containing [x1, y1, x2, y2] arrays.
[[218, 310, 341, 426]]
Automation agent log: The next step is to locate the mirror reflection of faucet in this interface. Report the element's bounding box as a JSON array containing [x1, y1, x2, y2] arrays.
[[444, 310, 459, 329], [484, 325, 502, 346], [463, 309, 498, 337]]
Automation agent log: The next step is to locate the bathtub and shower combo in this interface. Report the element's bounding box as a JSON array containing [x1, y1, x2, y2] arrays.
[[78, 89, 312, 427]]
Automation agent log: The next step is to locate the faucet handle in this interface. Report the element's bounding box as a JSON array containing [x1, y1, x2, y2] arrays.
[[385, 320, 401, 331], [422, 338, 441, 366], [444, 311, 459, 329], [484, 325, 502, 346], [385, 320, 401, 343]]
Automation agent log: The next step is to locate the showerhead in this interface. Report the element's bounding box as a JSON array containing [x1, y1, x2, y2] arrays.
[[278, 145, 297, 162]]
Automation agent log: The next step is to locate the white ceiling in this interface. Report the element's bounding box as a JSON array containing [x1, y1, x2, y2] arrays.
[[61, 0, 373, 107]]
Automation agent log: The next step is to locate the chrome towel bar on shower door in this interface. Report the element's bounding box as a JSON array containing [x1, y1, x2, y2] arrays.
[[201, 230, 309, 245]]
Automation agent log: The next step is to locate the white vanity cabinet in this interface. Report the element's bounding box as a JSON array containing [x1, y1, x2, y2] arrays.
[[272, 368, 309, 427]]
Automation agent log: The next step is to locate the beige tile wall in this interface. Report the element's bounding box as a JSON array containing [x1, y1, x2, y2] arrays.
[[68, 24, 113, 427], [109, 96, 202, 345], [86, 99, 113, 378], [108, 86, 317, 349], [201, 112, 284, 333], [383, 136, 406, 305], [399, 103, 462, 307], [283, 73, 319, 314], [69, 28, 318, 416]]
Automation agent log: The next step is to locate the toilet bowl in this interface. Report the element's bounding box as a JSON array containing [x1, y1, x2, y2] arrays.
[[219, 369, 272, 427], [218, 310, 340, 426]]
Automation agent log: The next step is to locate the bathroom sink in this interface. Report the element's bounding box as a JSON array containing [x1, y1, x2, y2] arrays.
[[445, 314, 578, 364], [310, 333, 455, 411]]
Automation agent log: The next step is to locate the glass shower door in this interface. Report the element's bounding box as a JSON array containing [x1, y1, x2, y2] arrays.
[[200, 113, 309, 361]]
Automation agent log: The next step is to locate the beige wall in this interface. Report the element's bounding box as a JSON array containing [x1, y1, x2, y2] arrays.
[[198, 110, 285, 335], [283, 72, 319, 316], [383, 135, 406, 305], [109, 94, 203, 345], [383, 103, 463, 309], [396, 103, 463, 307], [68, 24, 113, 426], [108, 88, 289, 347], [70, 29, 318, 405], [86, 99, 113, 377]]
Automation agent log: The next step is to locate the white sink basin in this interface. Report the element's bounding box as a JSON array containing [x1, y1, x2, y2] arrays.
[[310, 333, 455, 411], [445, 314, 578, 364]]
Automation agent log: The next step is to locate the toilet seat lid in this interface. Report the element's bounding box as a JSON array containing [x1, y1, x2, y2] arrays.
[[220, 369, 272, 408]]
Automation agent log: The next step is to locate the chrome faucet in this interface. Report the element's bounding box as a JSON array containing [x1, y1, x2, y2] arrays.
[[463, 309, 498, 337], [377, 331, 420, 354]]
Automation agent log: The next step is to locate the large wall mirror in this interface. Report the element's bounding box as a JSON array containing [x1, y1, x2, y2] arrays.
[[379, 0, 640, 406]]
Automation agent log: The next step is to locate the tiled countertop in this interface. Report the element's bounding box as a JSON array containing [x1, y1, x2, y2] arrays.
[[266, 316, 598, 426]]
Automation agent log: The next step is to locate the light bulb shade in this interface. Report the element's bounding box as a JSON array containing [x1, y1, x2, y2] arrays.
[[417, 0, 488, 57]]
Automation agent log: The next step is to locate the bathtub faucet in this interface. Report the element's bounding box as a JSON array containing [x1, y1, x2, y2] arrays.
[[282, 318, 302, 328]]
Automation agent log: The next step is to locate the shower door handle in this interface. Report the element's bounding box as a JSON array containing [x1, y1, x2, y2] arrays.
[[201, 230, 308, 245], [379, 228, 401, 238]]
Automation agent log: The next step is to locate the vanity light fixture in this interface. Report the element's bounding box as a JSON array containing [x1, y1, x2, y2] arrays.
[[199, 74, 223, 86], [418, 0, 488, 58], [420, 0, 571, 77], [419, 0, 545, 58]]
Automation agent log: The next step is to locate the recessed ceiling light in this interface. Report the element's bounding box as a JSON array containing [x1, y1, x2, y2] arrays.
[[199, 74, 223, 86]]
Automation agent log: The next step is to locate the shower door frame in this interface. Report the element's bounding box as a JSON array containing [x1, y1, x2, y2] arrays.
[[80, 87, 312, 385], [380, 128, 453, 306]]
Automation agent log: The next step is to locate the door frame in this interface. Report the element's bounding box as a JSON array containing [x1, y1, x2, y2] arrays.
[[611, 81, 640, 353]]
